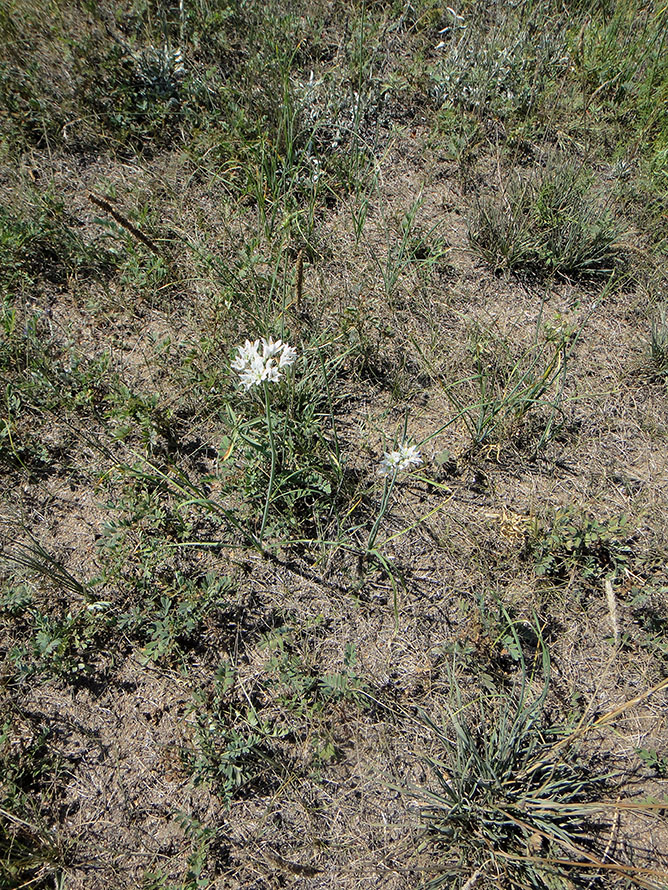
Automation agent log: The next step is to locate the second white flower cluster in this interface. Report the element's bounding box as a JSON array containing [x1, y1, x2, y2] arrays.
[[232, 337, 298, 390], [378, 442, 422, 477]]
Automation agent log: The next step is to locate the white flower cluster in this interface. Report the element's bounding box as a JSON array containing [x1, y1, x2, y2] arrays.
[[378, 442, 423, 477], [232, 337, 298, 390]]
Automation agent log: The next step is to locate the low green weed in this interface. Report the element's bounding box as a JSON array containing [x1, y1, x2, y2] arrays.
[[338, 289, 397, 381], [636, 746, 668, 779], [0, 197, 120, 292], [67, 27, 219, 149], [187, 667, 290, 806], [105, 383, 177, 453], [430, 0, 570, 124], [262, 630, 367, 764], [21, 608, 107, 681], [0, 340, 113, 474], [628, 582, 668, 659], [529, 508, 633, 586], [141, 813, 227, 890], [263, 628, 365, 711], [430, 109, 483, 193], [2, 531, 237, 677], [98, 490, 241, 653], [0, 539, 106, 681], [133, 573, 235, 667]]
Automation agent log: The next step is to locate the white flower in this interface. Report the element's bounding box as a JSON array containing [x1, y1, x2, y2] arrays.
[[263, 359, 280, 384], [231, 339, 261, 372], [261, 337, 285, 361], [378, 442, 423, 477], [237, 353, 267, 389], [279, 344, 298, 368], [232, 337, 297, 389]]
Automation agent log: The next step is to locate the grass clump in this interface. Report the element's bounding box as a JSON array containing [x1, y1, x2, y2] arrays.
[[469, 159, 624, 280], [435, 312, 577, 455], [648, 303, 668, 384], [414, 624, 665, 890], [572, 0, 668, 142], [0, 806, 64, 890], [0, 711, 66, 889]]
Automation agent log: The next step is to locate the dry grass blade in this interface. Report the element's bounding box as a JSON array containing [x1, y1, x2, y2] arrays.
[[549, 676, 668, 757]]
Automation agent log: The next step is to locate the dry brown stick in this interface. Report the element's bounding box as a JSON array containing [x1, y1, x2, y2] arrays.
[[605, 576, 620, 646], [88, 192, 162, 257], [462, 867, 484, 889], [258, 845, 322, 877]]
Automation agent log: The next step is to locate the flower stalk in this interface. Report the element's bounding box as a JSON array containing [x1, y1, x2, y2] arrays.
[[260, 381, 276, 546], [231, 336, 297, 549]]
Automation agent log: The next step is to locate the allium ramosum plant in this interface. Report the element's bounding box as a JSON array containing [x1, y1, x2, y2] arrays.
[[366, 439, 422, 556], [231, 336, 297, 548]]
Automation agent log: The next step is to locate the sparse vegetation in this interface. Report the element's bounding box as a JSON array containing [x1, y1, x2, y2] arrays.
[[1, 0, 667, 888]]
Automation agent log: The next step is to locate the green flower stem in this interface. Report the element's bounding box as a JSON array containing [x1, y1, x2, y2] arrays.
[[366, 471, 396, 554], [260, 382, 276, 547]]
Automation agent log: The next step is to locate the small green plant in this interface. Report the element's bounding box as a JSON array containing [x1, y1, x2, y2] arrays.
[[636, 746, 668, 778], [530, 508, 633, 586], [261, 628, 366, 763], [142, 812, 228, 890], [230, 335, 300, 547], [0, 197, 119, 292], [263, 628, 365, 710], [187, 667, 289, 806], [649, 303, 668, 383], [133, 573, 235, 666], [0, 537, 108, 680], [366, 437, 423, 555], [106, 382, 177, 453]]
